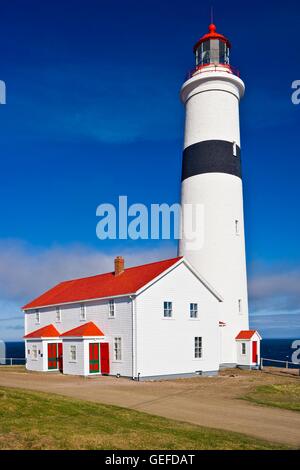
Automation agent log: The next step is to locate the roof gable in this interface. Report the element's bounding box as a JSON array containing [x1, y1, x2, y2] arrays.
[[22, 257, 182, 310], [135, 257, 222, 302], [24, 324, 60, 339], [60, 322, 104, 337], [235, 330, 261, 340]]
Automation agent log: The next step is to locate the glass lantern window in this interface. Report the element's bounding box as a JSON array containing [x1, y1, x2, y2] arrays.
[[196, 39, 230, 66]]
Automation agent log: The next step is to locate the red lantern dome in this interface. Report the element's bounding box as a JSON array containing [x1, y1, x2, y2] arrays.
[[193, 23, 231, 67]]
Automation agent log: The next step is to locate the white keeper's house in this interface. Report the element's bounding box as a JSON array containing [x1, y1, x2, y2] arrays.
[[23, 256, 224, 379], [23, 22, 261, 378]]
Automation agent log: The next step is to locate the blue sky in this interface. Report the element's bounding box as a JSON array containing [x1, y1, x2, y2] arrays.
[[0, 0, 299, 339]]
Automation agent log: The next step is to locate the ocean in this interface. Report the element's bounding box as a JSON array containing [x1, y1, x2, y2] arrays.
[[0, 338, 299, 367], [0, 341, 26, 365], [261, 338, 299, 367]]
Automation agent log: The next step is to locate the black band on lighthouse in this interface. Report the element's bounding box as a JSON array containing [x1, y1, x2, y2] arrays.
[[181, 140, 242, 181]]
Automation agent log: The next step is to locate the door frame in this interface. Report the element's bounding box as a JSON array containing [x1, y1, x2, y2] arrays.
[[89, 342, 100, 374], [252, 341, 258, 363], [57, 343, 63, 372], [47, 342, 58, 370], [100, 342, 110, 375]]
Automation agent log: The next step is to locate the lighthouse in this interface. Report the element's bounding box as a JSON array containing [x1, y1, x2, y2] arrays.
[[179, 23, 249, 366]]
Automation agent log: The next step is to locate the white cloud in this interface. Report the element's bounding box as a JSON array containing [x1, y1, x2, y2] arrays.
[[248, 266, 300, 312], [1, 239, 300, 340], [0, 239, 176, 340], [248, 264, 300, 338]]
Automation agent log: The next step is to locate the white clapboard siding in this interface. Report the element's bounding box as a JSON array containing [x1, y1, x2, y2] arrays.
[[135, 262, 220, 377]]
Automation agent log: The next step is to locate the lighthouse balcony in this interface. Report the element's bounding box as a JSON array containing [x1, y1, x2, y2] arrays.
[[186, 64, 240, 81]]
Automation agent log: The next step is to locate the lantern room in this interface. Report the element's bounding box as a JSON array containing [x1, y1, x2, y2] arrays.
[[193, 23, 231, 67]]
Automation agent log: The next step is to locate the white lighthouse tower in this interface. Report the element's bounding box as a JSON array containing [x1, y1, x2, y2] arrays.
[[179, 23, 249, 366]]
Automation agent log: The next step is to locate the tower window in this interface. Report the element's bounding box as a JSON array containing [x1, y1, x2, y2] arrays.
[[238, 299, 242, 314], [235, 220, 240, 236], [233, 141, 237, 157]]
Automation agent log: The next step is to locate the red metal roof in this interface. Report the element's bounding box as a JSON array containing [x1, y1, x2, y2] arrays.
[[60, 322, 104, 337], [23, 257, 182, 310], [235, 330, 257, 340], [24, 324, 60, 339], [193, 23, 231, 52]]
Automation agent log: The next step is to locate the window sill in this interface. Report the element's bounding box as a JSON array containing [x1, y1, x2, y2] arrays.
[[162, 317, 175, 320], [69, 361, 77, 364], [108, 316, 116, 320], [112, 360, 124, 364]]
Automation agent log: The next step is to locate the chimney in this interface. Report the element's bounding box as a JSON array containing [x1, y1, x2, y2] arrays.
[[114, 256, 125, 276]]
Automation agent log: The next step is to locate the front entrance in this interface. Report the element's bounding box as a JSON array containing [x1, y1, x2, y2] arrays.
[[48, 343, 58, 370], [89, 343, 100, 373], [100, 342, 110, 374], [58, 343, 63, 372], [252, 341, 258, 363]]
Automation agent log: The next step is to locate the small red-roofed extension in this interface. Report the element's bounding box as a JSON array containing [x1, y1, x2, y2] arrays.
[[24, 324, 60, 339]]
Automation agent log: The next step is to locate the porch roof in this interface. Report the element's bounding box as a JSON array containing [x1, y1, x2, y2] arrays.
[[24, 324, 60, 339], [60, 321, 105, 338]]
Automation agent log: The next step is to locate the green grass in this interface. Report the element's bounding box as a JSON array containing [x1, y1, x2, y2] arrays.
[[0, 386, 289, 450], [243, 383, 300, 412]]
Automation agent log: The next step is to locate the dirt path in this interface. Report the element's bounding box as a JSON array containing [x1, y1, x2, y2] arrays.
[[0, 367, 299, 447]]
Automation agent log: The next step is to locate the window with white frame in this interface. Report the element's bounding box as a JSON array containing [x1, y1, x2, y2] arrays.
[[70, 345, 77, 362], [163, 301, 172, 318], [235, 219, 240, 236], [80, 304, 86, 321], [35, 309, 40, 324], [194, 337, 202, 359], [55, 306, 61, 323], [241, 342, 246, 355], [190, 303, 198, 319], [238, 299, 242, 314], [32, 344, 38, 360], [108, 299, 115, 318], [114, 337, 122, 361]]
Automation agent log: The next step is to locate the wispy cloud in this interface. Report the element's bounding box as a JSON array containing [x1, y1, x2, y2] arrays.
[[0, 239, 176, 340], [0, 239, 176, 302], [248, 264, 300, 338], [248, 266, 300, 311], [1, 239, 299, 340]]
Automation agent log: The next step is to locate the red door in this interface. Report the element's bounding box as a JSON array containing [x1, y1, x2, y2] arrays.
[[252, 341, 258, 363], [48, 343, 58, 370], [58, 343, 63, 372], [89, 343, 100, 373], [100, 343, 110, 375]]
